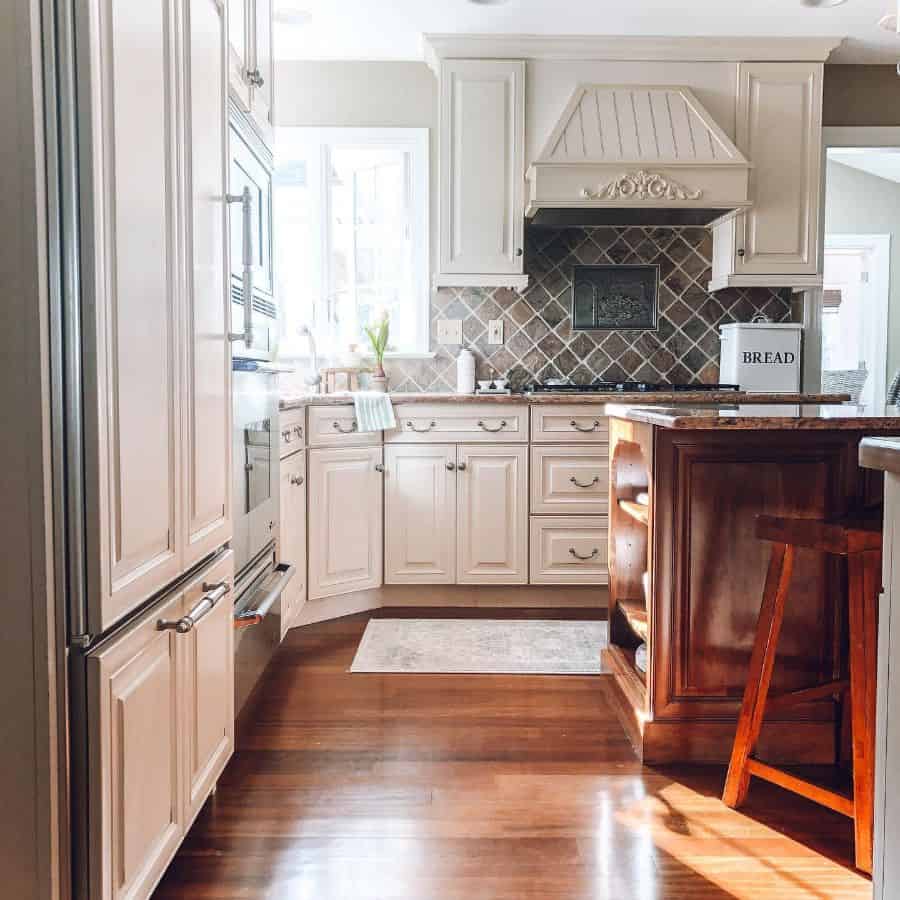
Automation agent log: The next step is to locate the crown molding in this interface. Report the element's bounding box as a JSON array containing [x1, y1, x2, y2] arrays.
[[423, 34, 844, 74]]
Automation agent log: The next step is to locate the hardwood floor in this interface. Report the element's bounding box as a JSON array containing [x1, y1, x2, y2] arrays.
[[153, 609, 871, 900]]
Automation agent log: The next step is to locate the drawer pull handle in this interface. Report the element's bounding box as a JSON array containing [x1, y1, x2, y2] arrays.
[[407, 420, 437, 433], [569, 548, 599, 562], [570, 475, 600, 488], [158, 581, 229, 633], [570, 419, 601, 433], [290, 474, 304, 486], [333, 420, 358, 434], [477, 419, 507, 433]]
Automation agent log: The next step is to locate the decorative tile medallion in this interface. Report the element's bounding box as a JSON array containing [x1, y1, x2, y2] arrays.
[[572, 264, 659, 331]]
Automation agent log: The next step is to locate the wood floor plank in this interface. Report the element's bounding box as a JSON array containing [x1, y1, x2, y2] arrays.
[[153, 608, 870, 900]]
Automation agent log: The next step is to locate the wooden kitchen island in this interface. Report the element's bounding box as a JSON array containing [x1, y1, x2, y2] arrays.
[[604, 403, 900, 764]]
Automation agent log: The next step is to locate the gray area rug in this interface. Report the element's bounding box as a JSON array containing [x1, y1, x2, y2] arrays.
[[350, 618, 609, 675]]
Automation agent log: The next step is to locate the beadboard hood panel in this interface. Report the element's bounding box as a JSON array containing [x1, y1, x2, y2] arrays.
[[526, 85, 751, 226]]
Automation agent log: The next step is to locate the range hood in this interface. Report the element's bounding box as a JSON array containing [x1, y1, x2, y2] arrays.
[[526, 85, 751, 227]]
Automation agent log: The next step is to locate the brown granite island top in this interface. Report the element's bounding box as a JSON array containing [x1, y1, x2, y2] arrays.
[[280, 391, 851, 411], [605, 403, 900, 431]]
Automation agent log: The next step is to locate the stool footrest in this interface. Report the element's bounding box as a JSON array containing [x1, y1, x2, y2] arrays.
[[765, 679, 850, 712], [746, 759, 854, 818]]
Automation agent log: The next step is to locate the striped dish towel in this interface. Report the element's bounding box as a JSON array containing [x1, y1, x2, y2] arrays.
[[352, 391, 397, 433]]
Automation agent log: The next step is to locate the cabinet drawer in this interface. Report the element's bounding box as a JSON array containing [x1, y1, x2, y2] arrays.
[[386, 403, 528, 443], [279, 408, 306, 457], [307, 405, 381, 448], [529, 516, 609, 585], [530, 446, 609, 515], [530, 405, 609, 443]]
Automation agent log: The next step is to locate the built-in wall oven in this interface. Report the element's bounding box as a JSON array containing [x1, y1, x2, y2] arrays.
[[231, 359, 294, 715]]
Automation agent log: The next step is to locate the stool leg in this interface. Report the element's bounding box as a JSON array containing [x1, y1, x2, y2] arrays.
[[723, 542, 795, 808], [847, 548, 880, 874]]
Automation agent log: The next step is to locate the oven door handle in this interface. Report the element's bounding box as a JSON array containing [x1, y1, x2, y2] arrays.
[[233, 563, 295, 629]]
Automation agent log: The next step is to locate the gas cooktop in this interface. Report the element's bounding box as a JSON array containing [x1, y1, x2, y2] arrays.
[[525, 381, 741, 394]]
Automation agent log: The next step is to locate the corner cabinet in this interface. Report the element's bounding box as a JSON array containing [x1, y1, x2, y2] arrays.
[[710, 62, 823, 291], [308, 446, 384, 600], [435, 59, 527, 290]]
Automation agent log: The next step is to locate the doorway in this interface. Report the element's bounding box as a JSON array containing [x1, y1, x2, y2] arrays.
[[822, 234, 890, 409]]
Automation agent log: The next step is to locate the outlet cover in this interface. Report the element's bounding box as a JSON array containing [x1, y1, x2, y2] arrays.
[[488, 319, 504, 345], [437, 319, 462, 345]]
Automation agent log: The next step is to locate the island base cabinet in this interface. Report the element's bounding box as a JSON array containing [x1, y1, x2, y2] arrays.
[[308, 446, 384, 600], [87, 551, 234, 900], [457, 444, 528, 584]]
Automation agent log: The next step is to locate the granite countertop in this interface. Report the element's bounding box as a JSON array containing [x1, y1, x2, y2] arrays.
[[859, 437, 900, 474], [606, 403, 900, 431], [279, 391, 852, 411]]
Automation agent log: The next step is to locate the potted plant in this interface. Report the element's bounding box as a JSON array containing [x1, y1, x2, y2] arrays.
[[363, 312, 390, 392]]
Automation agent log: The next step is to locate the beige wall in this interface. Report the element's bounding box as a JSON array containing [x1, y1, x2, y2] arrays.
[[824, 159, 900, 388], [0, 0, 59, 898], [824, 65, 900, 127]]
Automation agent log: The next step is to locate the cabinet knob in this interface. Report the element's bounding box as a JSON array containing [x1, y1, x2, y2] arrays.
[[446, 461, 456, 471], [737, 248, 746, 258], [282, 430, 292, 442], [375, 463, 385, 473], [457, 461, 467, 472], [290, 474, 304, 486], [516, 248, 523, 257], [247, 68, 265, 88]]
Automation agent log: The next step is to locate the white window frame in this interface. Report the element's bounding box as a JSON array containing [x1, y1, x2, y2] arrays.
[[276, 126, 431, 358]]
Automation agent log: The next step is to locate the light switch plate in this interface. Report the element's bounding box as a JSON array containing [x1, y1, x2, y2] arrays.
[[488, 319, 504, 345], [437, 319, 462, 345]]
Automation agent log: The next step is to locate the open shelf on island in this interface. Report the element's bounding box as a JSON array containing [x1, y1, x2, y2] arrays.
[[618, 499, 649, 526], [619, 598, 648, 643]]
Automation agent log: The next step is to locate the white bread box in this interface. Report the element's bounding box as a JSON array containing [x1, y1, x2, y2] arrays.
[[719, 323, 802, 393]]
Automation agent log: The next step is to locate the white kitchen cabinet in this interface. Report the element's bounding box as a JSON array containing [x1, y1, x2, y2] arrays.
[[385, 444, 457, 584], [179, 552, 234, 825], [457, 444, 528, 584], [308, 446, 384, 600], [710, 62, 823, 291], [87, 550, 234, 900], [80, 0, 231, 636], [227, 0, 273, 145], [279, 450, 307, 631], [435, 59, 527, 289], [184, 0, 232, 569]]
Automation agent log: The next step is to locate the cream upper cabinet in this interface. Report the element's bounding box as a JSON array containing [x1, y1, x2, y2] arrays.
[[456, 444, 528, 584], [279, 450, 307, 631], [308, 446, 384, 600], [227, 0, 273, 145], [384, 444, 457, 584], [80, 0, 231, 636], [710, 62, 823, 291], [87, 590, 184, 900], [81, 0, 183, 633], [184, 0, 231, 569], [436, 59, 527, 288]]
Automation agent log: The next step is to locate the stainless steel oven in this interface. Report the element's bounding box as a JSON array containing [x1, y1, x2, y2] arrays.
[[231, 359, 294, 714]]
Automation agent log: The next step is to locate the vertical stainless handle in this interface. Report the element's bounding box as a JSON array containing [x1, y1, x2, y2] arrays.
[[226, 187, 254, 345]]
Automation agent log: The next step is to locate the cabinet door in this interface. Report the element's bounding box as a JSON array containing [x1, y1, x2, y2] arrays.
[[439, 60, 525, 276], [88, 591, 183, 900], [457, 444, 528, 584], [279, 450, 307, 632], [249, 0, 273, 143], [227, 0, 250, 110], [385, 444, 456, 584], [308, 447, 383, 599], [181, 551, 234, 825], [82, 0, 182, 633], [184, 0, 231, 569], [735, 62, 822, 276]]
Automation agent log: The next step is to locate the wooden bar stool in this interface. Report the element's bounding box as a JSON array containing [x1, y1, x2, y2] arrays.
[[722, 512, 881, 873]]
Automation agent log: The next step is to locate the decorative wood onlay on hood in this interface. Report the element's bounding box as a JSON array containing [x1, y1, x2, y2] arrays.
[[526, 85, 752, 227]]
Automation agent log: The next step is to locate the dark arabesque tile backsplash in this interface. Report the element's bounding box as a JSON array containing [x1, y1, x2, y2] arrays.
[[384, 225, 792, 392]]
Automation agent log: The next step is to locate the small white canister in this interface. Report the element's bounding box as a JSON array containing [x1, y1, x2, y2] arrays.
[[456, 348, 476, 394], [719, 322, 802, 393]]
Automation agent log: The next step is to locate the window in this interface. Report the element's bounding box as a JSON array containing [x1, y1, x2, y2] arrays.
[[274, 127, 429, 358]]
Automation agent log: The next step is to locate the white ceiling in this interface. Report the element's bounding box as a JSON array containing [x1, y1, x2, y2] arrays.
[[829, 147, 900, 182], [274, 0, 900, 64]]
